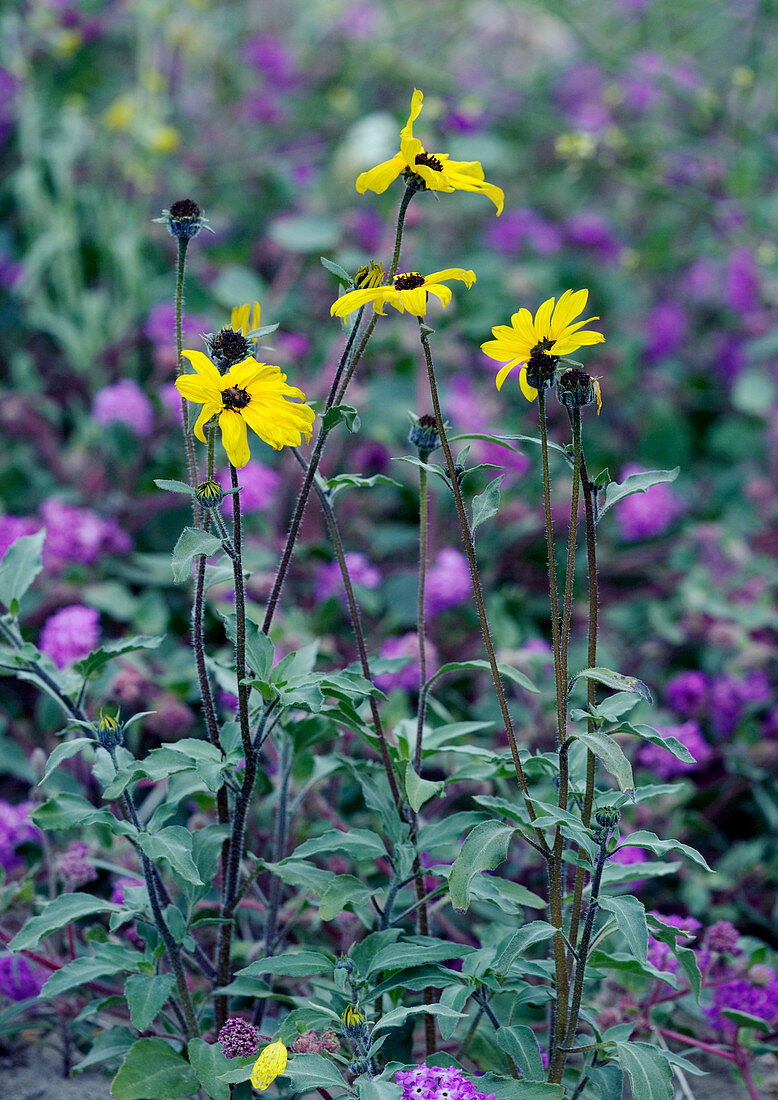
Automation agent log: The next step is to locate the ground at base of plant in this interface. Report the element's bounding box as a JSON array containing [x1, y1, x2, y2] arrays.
[[0, 1039, 113, 1099]]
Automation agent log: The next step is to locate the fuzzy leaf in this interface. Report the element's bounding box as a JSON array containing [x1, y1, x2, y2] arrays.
[[615, 830, 712, 871], [471, 475, 503, 541], [448, 821, 515, 912], [404, 762, 444, 812], [495, 1025, 546, 1080], [612, 1041, 673, 1100], [569, 729, 634, 794], [125, 973, 176, 1032], [0, 530, 45, 609], [74, 635, 164, 681], [10, 894, 120, 950], [571, 667, 652, 704], [111, 1038, 199, 1100], [598, 895, 648, 964], [171, 527, 223, 583], [153, 479, 194, 496], [322, 404, 360, 434], [187, 1038, 231, 1100], [599, 468, 680, 523]]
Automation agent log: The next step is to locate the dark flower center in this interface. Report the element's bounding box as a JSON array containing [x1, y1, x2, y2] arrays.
[[394, 272, 426, 290], [415, 151, 443, 172], [531, 338, 555, 355], [221, 386, 251, 411], [169, 198, 200, 219], [211, 328, 250, 363]]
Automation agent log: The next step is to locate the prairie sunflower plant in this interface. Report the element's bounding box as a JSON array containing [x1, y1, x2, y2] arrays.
[[331, 268, 476, 322], [175, 351, 315, 468], [482, 289, 605, 401], [356, 89, 504, 214]]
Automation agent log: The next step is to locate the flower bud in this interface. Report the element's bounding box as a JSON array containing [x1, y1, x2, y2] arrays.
[[342, 1003, 365, 1028], [205, 327, 252, 370], [557, 368, 602, 414], [524, 344, 558, 393], [155, 198, 210, 239], [195, 479, 225, 509], [409, 413, 440, 459], [96, 712, 124, 749], [594, 806, 620, 830], [353, 260, 384, 290]]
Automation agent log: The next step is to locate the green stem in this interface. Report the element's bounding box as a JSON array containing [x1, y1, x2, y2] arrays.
[[415, 462, 429, 773], [562, 835, 610, 1052], [418, 323, 545, 846], [389, 182, 418, 278], [174, 237, 200, 527]]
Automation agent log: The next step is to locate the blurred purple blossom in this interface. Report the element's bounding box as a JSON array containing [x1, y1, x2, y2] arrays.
[[615, 464, 684, 540], [665, 671, 708, 717], [56, 841, 97, 888], [92, 379, 154, 437], [375, 632, 438, 693], [644, 301, 688, 362], [315, 553, 381, 603], [395, 1064, 495, 1100], [636, 721, 712, 779], [426, 548, 471, 614], [705, 967, 778, 1037], [709, 670, 771, 736], [705, 920, 741, 955], [110, 876, 144, 906], [219, 460, 280, 513], [39, 604, 100, 668], [243, 35, 298, 89], [484, 207, 562, 256], [143, 302, 211, 351], [40, 498, 132, 570], [647, 912, 702, 973], [554, 63, 612, 132], [725, 246, 761, 313], [274, 331, 311, 359], [351, 208, 384, 253], [0, 801, 40, 874], [0, 955, 45, 1001], [564, 212, 621, 262]]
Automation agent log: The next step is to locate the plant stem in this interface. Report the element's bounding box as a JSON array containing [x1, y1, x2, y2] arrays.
[[415, 462, 429, 772], [389, 182, 418, 278], [174, 237, 200, 527], [418, 323, 545, 845], [562, 836, 610, 1053]]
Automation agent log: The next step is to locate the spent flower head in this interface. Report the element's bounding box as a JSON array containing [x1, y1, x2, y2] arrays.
[[332, 269, 475, 323], [357, 90, 504, 214], [481, 289, 605, 401], [204, 302, 264, 371], [155, 198, 212, 239]]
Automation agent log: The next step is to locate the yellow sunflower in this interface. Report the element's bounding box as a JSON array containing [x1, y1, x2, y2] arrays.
[[230, 301, 261, 335], [481, 289, 605, 401], [249, 1040, 287, 1092], [175, 351, 315, 468], [356, 90, 504, 214], [331, 268, 476, 322]]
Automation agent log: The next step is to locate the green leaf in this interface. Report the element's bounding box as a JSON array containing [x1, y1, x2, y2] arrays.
[[495, 921, 558, 974], [0, 530, 45, 609], [171, 527, 223, 583], [569, 729, 634, 793], [188, 1038, 231, 1100], [465, 874, 546, 914], [405, 761, 444, 812], [318, 875, 373, 921], [426, 659, 538, 696], [721, 1009, 772, 1033], [466, 1076, 563, 1100], [599, 468, 680, 523], [291, 828, 387, 862], [471, 475, 503, 540], [40, 945, 141, 998], [615, 830, 713, 871], [320, 256, 353, 284], [322, 404, 360, 434], [326, 472, 401, 499], [495, 1025, 546, 1080], [368, 938, 475, 977], [619, 723, 696, 764], [448, 821, 515, 912], [612, 1041, 673, 1100], [75, 1026, 135, 1073], [676, 947, 702, 1001], [111, 1038, 199, 1100], [598, 896, 648, 964], [137, 827, 203, 885], [236, 951, 334, 979], [153, 479, 194, 496], [375, 1003, 465, 1031], [357, 1079, 402, 1100], [74, 635, 164, 681], [281, 1053, 347, 1093], [40, 737, 94, 783], [571, 667, 652, 704], [10, 894, 120, 950], [125, 973, 176, 1032]]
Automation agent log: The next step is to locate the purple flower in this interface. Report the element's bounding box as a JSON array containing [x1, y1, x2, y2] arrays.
[[40, 498, 132, 571], [0, 801, 40, 874], [0, 517, 43, 562], [484, 207, 562, 256], [143, 301, 211, 350], [609, 843, 649, 890], [0, 955, 45, 1001], [243, 35, 298, 87], [375, 633, 438, 693], [395, 1064, 495, 1100], [314, 553, 381, 603], [614, 464, 684, 541], [351, 208, 384, 253], [554, 63, 612, 132], [426, 548, 471, 614], [56, 841, 97, 888], [110, 876, 144, 905], [218, 1017, 261, 1059], [725, 247, 761, 313], [564, 212, 621, 262], [644, 301, 688, 362], [218, 461, 280, 513], [636, 721, 712, 780], [705, 921, 741, 955], [705, 967, 778, 1037], [666, 671, 708, 717], [39, 605, 100, 668], [92, 380, 154, 437]]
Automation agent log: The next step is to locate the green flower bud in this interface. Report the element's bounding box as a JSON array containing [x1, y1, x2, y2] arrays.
[[195, 479, 225, 509], [353, 261, 384, 290], [409, 413, 440, 459]]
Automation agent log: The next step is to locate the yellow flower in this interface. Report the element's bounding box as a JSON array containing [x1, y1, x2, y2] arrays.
[[331, 268, 476, 323], [481, 289, 605, 401], [342, 1003, 365, 1027], [230, 302, 261, 336], [250, 1040, 287, 1092], [356, 90, 504, 215], [175, 351, 315, 468]]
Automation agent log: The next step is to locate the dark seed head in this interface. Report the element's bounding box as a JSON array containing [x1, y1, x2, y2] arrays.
[[209, 327, 251, 367], [415, 150, 443, 173], [221, 386, 251, 411], [557, 367, 596, 411], [169, 198, 200, 220], [394, 272, 426, 291]]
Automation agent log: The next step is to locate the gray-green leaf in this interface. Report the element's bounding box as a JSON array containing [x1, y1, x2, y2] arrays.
[[449, 821, 515, 912], [171, 527, 223, 583], [111, 1038, 199, 1100], [0, 530, 45, 610]]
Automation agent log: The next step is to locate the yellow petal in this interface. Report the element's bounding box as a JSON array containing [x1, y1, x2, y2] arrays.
[[251, 301, 261, 331], [518, 366, 539, 402], [550, 289, 588, 336], [192, 402, 219, 443], [356, 153, 405, 195], [495, 360, 519, 390], [533, 296, 555, 339], [227, 357, 269, 390], [331, 286, 386, 320], [401, 89, 424, 143], [552, 330, 605, 355], [425, 283, 452, 309], [175, 375, 222, 407], [230, 304, 249, 334], [219, 410, 250, 468], [428, 268, 476, 288], [398, 286, 428, 316], [593, 378, 602, 414], [181, 349, 223, 387], [412, 161, 454, 191]]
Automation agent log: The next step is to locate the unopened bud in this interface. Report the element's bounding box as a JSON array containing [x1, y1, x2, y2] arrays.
[[195, 479, 224, 509], [353, 261, 384, 290], [557, 368, 602, 414], [409, 413, 440, 459], [155, 198, 210, 239]]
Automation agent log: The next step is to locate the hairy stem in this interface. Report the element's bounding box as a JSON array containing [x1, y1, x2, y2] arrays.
[[174, 237, 200, 527]]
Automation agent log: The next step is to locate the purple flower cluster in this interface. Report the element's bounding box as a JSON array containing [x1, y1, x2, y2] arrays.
[[426, 549, 471, 614], [375, 633, 438, 693], [0, 954, 45, 1001], [39, 604, 100, 668], [40, 498, 131, 571], [0, 801, 40, 874], [705, 965, 778, 1038], [636, 721, 712, 779], [218, 1017, 261, 1059], [56, 841, 96, 888], [0, 517, 41, 562], [314, 553, 381, 603], [615, 464, 684, 541], [395, 1065, 495, 1100], [92, 380, 154, 437], [110, 876, 144, 905], [218, 460, 280, 513], [665, 669, 772, 735], [647, 913, 702, 974]]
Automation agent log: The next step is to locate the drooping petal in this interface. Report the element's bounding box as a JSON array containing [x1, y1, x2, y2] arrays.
[[331, 286, 386, 320], [533, 296, 556, 339], [398, 286, 428, 316], [442, 166, 504, 214], [192, 401, 219, 443], [175, 374, 222, 407], [425, 283, 453, 309], [400, 89, 425, 143], [181, 349, 223, 387], [428, 268, 477, 288], [518, 366, 539, 402], [219, 410, 251, 468], [356, 153, 405, 195], [552, 330, 605, 355], [495, 359, 520, 390]]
